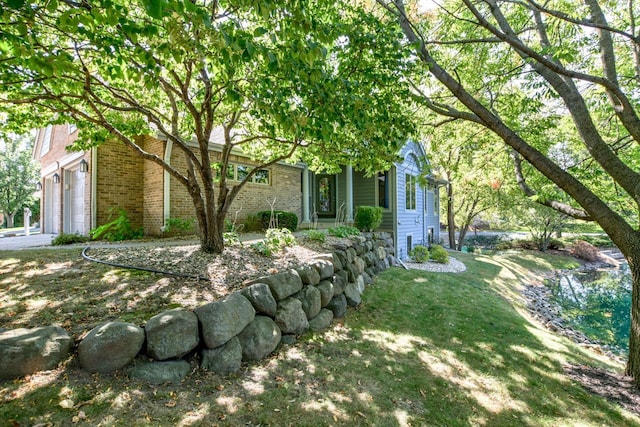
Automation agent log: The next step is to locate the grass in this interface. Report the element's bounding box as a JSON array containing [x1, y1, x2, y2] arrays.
[[1, 248, 638, 426]]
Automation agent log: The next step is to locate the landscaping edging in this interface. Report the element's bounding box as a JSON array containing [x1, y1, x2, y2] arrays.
[[0, 232, 396, 382]]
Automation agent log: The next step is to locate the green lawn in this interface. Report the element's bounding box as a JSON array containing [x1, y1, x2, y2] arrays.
[[1, 249, 637, 426]]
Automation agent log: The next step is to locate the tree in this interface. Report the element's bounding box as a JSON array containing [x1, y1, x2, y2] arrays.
[[376, 0, 640, 382], [0, 0, 415, 253], [0, 132, 38, 228]]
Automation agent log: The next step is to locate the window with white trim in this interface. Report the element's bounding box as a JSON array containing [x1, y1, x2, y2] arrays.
[[212, 162, 271, 185], [40, 125, 52, 156], [405, 174, 416, 210]]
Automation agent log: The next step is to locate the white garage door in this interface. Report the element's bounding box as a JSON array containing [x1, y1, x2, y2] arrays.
[[65, 169, 85, 234]]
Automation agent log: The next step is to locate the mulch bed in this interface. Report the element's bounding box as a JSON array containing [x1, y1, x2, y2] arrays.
[[564, 364, 640, 416]]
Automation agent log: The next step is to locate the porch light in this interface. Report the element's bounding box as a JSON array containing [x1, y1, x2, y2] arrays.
[[35, 181, 42, 191], [52, 173, 60, 184], [79, 159, 89, 173]]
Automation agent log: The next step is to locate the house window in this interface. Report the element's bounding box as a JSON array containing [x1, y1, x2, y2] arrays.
[[212, 162, 270, 185], [405, 174, 416, 210], [40, 125, 52, 156], [68, 124, 77, 134], [378, 171, 389, 209]]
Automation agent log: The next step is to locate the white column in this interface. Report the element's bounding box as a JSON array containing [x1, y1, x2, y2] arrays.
[[302, 166, 310, 223], [163, 140, 173, 227], [346, 164, 353, 223]]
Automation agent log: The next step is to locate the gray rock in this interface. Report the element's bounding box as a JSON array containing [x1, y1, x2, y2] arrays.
[[332, 274, 346, 295], [295, 265, 321, 286], [0, 326, 73, 380], [362, 271, 373, 286], [78, 321, 145, 374], [280, 335, 297, 345], [316, 253, 342, 271], [327, 294, 347, 318], [293, 286, 321, 320], [347, 263, 359, 282], [275, 298, 309, 335], [333, 250, 348, 268], [376, 246, 387, 260], [309, 309, 334, 332], [254, 269, 303, 301], [201, 336, 242, 375], [364, 251, 377, 267], [195, 293, 255, 349], [354, 256, 366, 274], [356, 275, 365, 293], [128, 359, 191, 384], [346, 247, 357, 263], [145, 309, 199, 361], [316, 280, 334, 307], [237, 316, 281, 361], [344, 282, 362, 307], [241, 283, 277, 317], [310, 259, 334, 280]]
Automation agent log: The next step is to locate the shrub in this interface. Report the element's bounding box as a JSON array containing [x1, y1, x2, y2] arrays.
[[223, 231, 242, 246], [430, 244, 449, 264], [354, 206, 383, 232], [569, 234, 613, 248], [243, 213, 263, 232], [305, 229, 326, 243], [162, 218, 194, 236], [327, 225, 360, 238], [51, 232, 90, 246], [571, 240, 600, 262], [90, 208, 143, 242], [251, 228, 296, 256], [256, 210, 298, 232], [409, 245, 429, 263]]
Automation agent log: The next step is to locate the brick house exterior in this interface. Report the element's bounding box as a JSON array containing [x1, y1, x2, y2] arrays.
[[32, 126, 303, 236]]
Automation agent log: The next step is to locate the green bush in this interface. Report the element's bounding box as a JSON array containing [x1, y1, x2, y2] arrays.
[[327, 225, 360, 238], [409, 245, 429, 263], [354, 206, 383, 232], [243, 213, 263, 232], [90, 208, 144, 242], [162, 218, 194, 235], [305, 229, 326, 243], [430, 244, 449, 264], [223, 231, 242, 246], [51, 232, 90, 246], [256, 210, 298, 232], [251, 228, 296, 256]]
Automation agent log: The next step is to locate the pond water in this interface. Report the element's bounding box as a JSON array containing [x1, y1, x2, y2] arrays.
[[547, 263, 631, 355]]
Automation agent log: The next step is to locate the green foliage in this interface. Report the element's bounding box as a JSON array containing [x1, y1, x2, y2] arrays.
[[256, 210, 298, 232], [90, 209, 143, 242], [354, 206, 383, 232], [251, 228, 296, 256], [51, 232, 90, 246], [567, 234, 613, 248], [243, 214, 263, 232], [429, 245, 449, 264], [327, 225, 361, 238], [0, 132, 38, 227], [223, 231, 242, 247], [305, 229, 326, 243], [162, 218, 194, 235], [409, 245, 429, 263]]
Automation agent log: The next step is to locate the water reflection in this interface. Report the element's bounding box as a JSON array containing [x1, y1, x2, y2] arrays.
[[547, 263, 631, 355]]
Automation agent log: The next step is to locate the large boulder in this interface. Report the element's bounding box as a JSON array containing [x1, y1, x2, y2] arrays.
[[78, 321, 145, 374], [293, 286, 321, 320], [315, 280, 334, 307], [237, 316, 281, 361], [344, 282, 362, 307], [241, 283, 277, 317], [201, 336, 242, 375], [127, 360, 191, 385], [254, 270, 303, 301], [295, 265, 321, 286], [274, 298, 309, 335], [0, 326, 73, 380], [145, 309, 199, 361], [315, 253, 342, 272], [195, 293, 255, 349], [332, 273, 347, 295], [326, 294, 347, 319], [310, 259, 334, 280], [308, 309, 334, 332]]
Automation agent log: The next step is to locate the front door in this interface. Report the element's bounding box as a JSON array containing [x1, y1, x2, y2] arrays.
[[315, 174, 336, 218]]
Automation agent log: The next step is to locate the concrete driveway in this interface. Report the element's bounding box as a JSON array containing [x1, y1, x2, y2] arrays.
[[0, 233, 56, 250]]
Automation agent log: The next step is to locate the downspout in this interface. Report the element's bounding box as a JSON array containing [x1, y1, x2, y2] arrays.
[[302, 166, 310, 224], [91, 147, 97, 230], [346, 164, 353, 223]]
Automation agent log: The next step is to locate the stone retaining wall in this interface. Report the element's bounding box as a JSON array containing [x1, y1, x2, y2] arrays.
[[0, 232, 395, 382]]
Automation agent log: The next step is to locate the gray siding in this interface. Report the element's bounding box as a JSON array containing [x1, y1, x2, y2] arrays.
[[395, 142, 426, 260]]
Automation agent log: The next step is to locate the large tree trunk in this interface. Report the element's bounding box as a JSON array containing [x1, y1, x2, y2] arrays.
[[446, 182, 456, 249], [626, 256, 640, 381], [6, 212, 15, 228]]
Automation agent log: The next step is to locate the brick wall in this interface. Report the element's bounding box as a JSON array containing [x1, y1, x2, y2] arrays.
[[141, 136, 165, 235], [96, 140, 144, 229]]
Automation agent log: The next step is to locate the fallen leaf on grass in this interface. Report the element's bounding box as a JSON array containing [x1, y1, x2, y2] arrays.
[[59, 399, 75, 409]]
